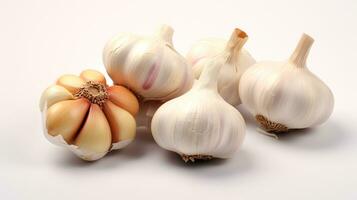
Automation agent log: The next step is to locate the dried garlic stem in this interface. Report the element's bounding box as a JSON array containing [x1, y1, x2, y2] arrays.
[[289, 33, 314, 67]]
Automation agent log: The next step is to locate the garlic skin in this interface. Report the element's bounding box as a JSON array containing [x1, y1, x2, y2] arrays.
[[103, 25, 193, 101], [151, 54, 246, 162], [40, 69, 139, 161], [187, 28, 255, 105], [239, 34, 334, 132]]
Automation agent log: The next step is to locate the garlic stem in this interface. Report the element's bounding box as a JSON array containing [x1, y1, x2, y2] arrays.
[[225, 28, 248, 62], [196, 58, 222, 91], [289, 33, 314, 67], [196, 29, 248, 90], [154, 24, 174, 45]]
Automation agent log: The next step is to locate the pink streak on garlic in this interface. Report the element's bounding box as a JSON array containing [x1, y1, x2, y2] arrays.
[[143, 61, 160, 90]]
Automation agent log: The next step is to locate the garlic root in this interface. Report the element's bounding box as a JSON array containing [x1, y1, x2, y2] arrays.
[[180, 154, 213, 163]]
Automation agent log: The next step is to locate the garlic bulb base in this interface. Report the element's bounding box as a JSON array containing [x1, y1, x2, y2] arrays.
[[256, 115, 288, 133], [181, 154, 213, 163], [74, 81, 108, 107]]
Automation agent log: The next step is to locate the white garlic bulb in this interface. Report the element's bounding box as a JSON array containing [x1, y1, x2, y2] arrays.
[[239, 34, 334, 133], [103, 25, 193, 101], [186, 28, 255, 106], [151, 53, 246, 162]]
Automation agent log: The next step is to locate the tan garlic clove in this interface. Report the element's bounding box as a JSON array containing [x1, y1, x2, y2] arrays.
[[56, 74, 85, 94], [73, 104, 112, 161], [80, 69, 107, 85], [39, 85, 74, 111], [103, 101, 136, 150], [46, 98, 90, 143], [107, 85, 139, 116]]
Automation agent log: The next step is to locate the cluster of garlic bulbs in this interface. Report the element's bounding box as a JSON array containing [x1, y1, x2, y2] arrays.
[[40, 25, 334, 162], [40, 69, 138, 161], [187, 28, 255, 106]]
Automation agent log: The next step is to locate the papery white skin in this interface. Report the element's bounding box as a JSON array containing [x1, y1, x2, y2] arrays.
[[187, 29, 255, 106], [103, 25, 193, 101], [151, 54, 246, 160], [239, 34, 334, 130]]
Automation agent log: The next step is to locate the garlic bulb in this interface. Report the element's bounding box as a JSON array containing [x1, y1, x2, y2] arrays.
[[239, 34, 334, 133], [103, 25, 193, 101], [40, 69, 139, 161], [151, 53, 246, 162], [186, 28, 255, 106]]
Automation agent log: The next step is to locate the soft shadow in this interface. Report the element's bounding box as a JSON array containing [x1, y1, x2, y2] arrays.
[[164, 150, 254, 178], [54, 150, 97, 168], [278, 120, 346, 150], [237, 105, 256, 128], [112, 127, 156, 158], [54, 128, 157, 169]]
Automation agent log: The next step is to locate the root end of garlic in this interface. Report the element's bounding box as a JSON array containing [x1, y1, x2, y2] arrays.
[[180, 154, 213, 163], [255, 115, 289, 133], [74, 81, 108, 107]]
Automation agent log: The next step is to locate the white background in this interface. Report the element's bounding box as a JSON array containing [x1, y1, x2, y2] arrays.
[[1, 0, 356, 199]]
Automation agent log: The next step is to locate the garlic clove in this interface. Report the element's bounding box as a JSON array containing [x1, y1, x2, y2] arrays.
[[73, 104, 112, 161], [39, 85, 74, 111], [103, 101, 136, 149], [46, 98, 90, 143], [56, 74, 86, 94], [107, 85, 139, 116], [80, 69, 107, 85]]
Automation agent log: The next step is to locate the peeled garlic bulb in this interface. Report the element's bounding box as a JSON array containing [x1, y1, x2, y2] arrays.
[[151, 53, 246, 162], [186, 28, 255, 106], [103, 25, 193, 101], [239, 34, 334, 133], [40, 69, 139, 161]]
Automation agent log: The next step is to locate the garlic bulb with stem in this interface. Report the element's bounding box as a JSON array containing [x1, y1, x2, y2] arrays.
[[151, 53, 246, 162], [40, 69, 139, 161], [103, 25, 193, 101], [239, 34, 334, 134], [187, 28, 255, 106]]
